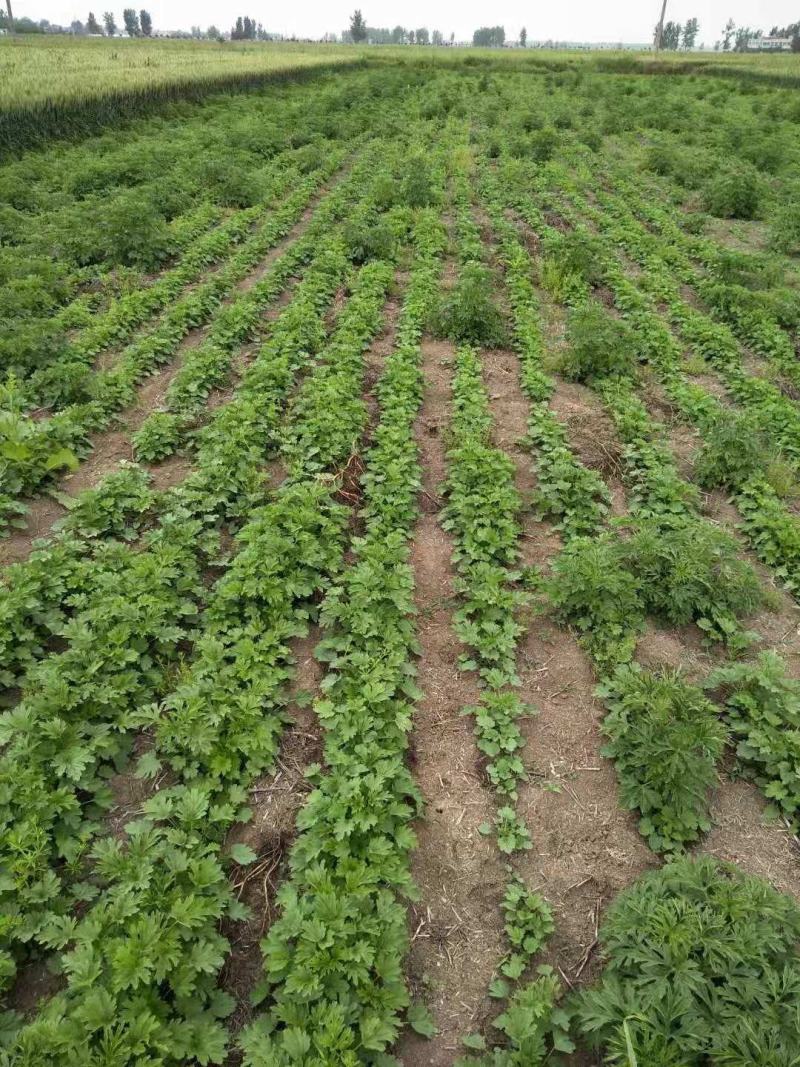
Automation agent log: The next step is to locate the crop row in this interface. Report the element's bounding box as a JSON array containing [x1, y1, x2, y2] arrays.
[[0, 147, 368, 533], [5, 214, 403, 1062], [235, 159, 449, 1064], [500, 156, 800, 603]]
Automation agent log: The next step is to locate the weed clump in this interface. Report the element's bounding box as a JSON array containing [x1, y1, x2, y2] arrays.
[[703, 165, 761, 220], [598, 665, 725, 852], [431, 261, 507, 347], [563, 303, 637, 383], [622, 518, 763, 647], [575, 856, 800, 1062]]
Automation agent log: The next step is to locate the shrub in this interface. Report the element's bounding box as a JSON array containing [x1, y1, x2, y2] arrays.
[[343, 217, 397, 264], [102, 191, 174, 270], [622, 518, 763, 648], [703, 165, 762, 220], [769, 200, 800, 255], [563, 303, 637, 383], [547, 534, 643, 670], [529, 127, 559, 163], [708, 651, 800, 829], [575, 856, 800, 1062], [132, 412, 186, 463], [399, 155, 436, 207], [693, 411, 771, 491], [598, 665, 725, 852], [431, 261, 507, 347]]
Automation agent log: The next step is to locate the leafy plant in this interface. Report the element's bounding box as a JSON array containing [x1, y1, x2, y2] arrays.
[[456, 970, 573, 1065], [464, 693, 532, 799], [132, 410, 186, 462], [703, 165, 762, 220], [548, 534, 643, 671], [431, 261, 508, 347], [575, 856, 800, 1063], [707, 651, 800, 829], [598, 664, 726, 852], [563, 303, 637, 383], [500, 879, 555, 979], [621, 518, 763, 649]]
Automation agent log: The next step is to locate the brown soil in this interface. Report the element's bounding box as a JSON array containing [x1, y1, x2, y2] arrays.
[[483, 345, 656, 998], [701, 779, 800, 901], [399, 338, 507, 1066]]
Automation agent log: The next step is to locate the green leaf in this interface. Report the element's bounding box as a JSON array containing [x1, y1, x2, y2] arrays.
[[407, 1002, 437, 1038], [229, 843, 257, 866]]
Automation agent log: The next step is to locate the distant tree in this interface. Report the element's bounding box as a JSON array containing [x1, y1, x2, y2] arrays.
[[432, 28, 443, 45], [682, 17, 699, 48], [519, 25, 527, 47], [390, 24, 405, 42], [722, 17, 735, 50], [139, 8, 151, 34], [415, 26, 429, 44], [70, 18, 85, 32], [206, 23, 220, 38], [473, 25, 505, 47], [661, 20, 682, 49], [86, 10, 101, 32], [122, 7, 139, 34], [408, 28, 414, 43], [734, 25, 758, 51], [350, 9, 367, 42], [102, 9, 115, 33], [449, 31, 454, 44]]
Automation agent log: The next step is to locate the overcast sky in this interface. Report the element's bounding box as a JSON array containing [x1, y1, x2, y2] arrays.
[[20, 0, 800, 43]]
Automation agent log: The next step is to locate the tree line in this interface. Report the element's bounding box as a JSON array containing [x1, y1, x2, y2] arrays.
[[718, 18, 800, 51], [656, 16, 699, 50], [344, 12, 451, 45], [0, 8, 152, 34]]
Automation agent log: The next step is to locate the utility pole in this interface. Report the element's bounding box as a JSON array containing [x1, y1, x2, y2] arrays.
[[654, 0, 668, 49], [4, 0, 14, 31]]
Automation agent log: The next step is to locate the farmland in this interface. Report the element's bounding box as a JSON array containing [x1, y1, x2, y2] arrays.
[[2, 45, 800, 1065]]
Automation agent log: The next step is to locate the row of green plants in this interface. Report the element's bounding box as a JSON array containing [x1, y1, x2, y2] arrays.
[[0, 138, 412, 702], [606, 155, 800, 362], [237, 180, 451, 1062], [502, 154, 800, 603], [437, 174, 578, 1062], [9, 144, 316, 394], [0, 63, 417, 335], [487, 150, 800, 853], [131, 174, 407, 464], [4, 208, 403, 1061], [473, 120, 800, 1060], [0, 148, 369, 534], [0, 233, 356, 998]]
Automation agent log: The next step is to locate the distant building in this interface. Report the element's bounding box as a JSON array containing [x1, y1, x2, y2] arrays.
[[747, 36, 792, 51]]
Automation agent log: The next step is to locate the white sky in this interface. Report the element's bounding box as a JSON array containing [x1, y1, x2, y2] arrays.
[[19, 0, 800, 44]]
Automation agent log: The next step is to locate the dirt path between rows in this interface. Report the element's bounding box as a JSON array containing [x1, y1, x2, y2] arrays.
[[398, 337, 507, 1066], [482, 346, 657, 1001]]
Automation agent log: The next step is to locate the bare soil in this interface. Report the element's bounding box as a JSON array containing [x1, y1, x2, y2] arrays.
[[399, 338, 507, 1066]]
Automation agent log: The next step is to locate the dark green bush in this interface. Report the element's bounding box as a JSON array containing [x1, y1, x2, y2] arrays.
[[430, 261, 507, 347], [703, 166, 762, 220], [563, 303, 637, 383], [622, 518, 763, 646], [548, 534, 642, 670], [598, 665, 725, 852], [575, 856, 800, 1063]]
